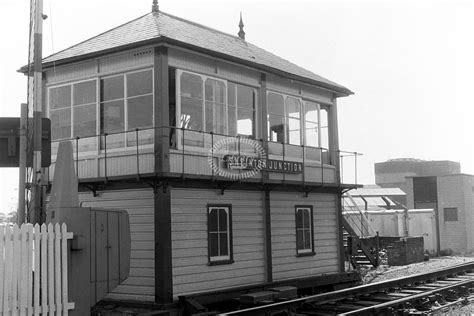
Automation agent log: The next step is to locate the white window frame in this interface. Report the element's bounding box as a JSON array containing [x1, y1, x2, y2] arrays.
[[99, 68, 155, 150], [47, 78, 100, 156], [176, 69, 228, 133], [47, 67, 155, 155], [267, 91, 304, 146], [176, 69, 228, 148], [303, 100, 321, 148], [266, 91, 332, 151], [227, 82, 258, 138], [47, 78, 99, 140], [208, 205, 233, 264]]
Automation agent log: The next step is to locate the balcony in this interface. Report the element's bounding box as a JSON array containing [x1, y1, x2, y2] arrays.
[[46, 126, 361, 189]]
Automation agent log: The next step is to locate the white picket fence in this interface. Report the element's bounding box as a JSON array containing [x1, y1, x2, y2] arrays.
[[0, 223, 74, 315]]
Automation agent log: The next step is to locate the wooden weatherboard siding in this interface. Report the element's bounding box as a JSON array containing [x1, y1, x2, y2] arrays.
[[79, 189, 155, 302], [171, 189, 265, 298], [270, 192, 339, 281]]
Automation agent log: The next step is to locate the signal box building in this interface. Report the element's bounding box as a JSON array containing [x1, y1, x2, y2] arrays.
[[26, 6, 359, 305]]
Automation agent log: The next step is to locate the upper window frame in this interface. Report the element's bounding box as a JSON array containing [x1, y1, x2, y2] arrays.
[[47, 67, 155, 153], [99, 68, 155, 134], [177, 69, 227, 133], [175, 69, 259, 150], [47, 78, 99, 142], [266, 90, 330, 150]]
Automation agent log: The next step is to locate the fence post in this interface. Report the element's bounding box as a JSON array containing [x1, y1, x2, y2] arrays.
[[48, 224, 55, 315], [19, 224, 29, 315], [12, 225, 20, 314], [3, 227, 13, 315], [27, 224, 34, 316], [34, 224, 40, 316], [0, 226, 3, 311], [41, 224, 48, 315], [55, 223, 62, 314], [61, 223, 70, 315]]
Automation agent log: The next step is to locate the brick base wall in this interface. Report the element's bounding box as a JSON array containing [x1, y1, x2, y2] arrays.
[[387, 237, 424, 266]]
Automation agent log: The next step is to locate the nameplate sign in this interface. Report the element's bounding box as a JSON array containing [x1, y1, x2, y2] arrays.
[[224, 155, 303, 174]]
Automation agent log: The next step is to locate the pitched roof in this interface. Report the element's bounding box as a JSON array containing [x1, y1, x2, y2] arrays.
[[40, 11, 353, 95]]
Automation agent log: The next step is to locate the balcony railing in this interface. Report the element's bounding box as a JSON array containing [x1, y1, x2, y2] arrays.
[[46, 126, 361, 187]]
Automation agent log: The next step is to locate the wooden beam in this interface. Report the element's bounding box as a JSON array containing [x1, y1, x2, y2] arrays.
[[328, 97, 341, 184], [260, 73, 269, 183], [336, 191, 345, 272], [264, 190, 273, 283], [154, 46, 172, 304], [154, 183, 173, 303], [154, 46, 170, 174]]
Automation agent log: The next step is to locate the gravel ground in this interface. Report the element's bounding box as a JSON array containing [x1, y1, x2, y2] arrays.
[[362, 255, 474, 284], [359, 255, 474, 314]]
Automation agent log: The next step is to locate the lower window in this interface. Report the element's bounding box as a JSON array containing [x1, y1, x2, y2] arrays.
[[208, 205, 233, 264], [295, 206, 315, 255]]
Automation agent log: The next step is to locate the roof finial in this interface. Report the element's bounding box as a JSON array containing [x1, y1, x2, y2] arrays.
[[152, 0, 159, 13], [238, 12, 245, 40]]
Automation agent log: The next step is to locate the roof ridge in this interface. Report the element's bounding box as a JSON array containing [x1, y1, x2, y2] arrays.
[[43, 12, 153, 62], [152, 11, 160, 35], [159, 10, 246, 43]]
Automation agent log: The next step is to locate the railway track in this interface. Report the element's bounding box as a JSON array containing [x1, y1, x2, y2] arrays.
[[217, 262, 474, 315]]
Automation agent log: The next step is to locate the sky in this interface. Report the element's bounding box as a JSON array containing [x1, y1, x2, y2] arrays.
[[1, 0, 473, 213]]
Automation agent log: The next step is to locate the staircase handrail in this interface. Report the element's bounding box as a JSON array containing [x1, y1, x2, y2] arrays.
[[342, 193, 378, 237]]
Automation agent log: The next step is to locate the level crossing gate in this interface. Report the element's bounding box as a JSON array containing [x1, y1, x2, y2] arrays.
[[0, 223, 74, 315]]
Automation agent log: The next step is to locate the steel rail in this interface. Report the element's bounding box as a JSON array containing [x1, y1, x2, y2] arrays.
[[218, 262, 474, 316], [340, 279, 474, 315]]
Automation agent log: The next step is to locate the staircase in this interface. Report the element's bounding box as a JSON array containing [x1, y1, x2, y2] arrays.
[[342, 193, 380, 269]]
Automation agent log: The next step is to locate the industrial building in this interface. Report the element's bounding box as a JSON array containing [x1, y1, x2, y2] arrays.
[[406, 174, 474, 254], [374, 158, 461, 204]]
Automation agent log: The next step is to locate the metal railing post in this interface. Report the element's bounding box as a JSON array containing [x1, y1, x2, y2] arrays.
[[302, 145, 305, 188], [320, 148, 324, 185], [340, 155, 344, 185], [136, 129, 140, 179], [376, 231, 380, 267], [75, 136, 79, 177], [354, 152, 358, 185], [261, 138, 264, 183], [211, 132, 214, 178], [104, 133, 108, 181], [181, 127, 185, 175], [282, 142, 286, 184], [238, 135, 241, 178]]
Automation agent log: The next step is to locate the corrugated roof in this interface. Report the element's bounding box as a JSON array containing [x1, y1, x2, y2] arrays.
[[39, 11, 352, 95], [349, 187, 406, 197]]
